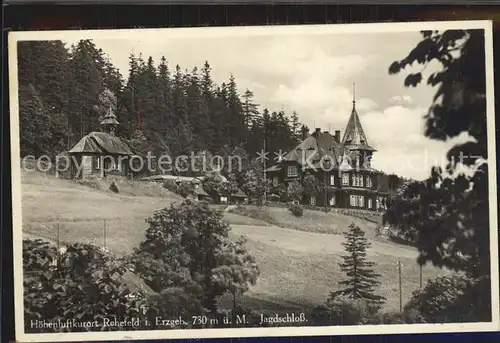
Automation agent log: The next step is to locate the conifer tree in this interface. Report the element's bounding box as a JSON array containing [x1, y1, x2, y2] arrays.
[[242, 89, 260, 130], [329, 223, 385, 307]]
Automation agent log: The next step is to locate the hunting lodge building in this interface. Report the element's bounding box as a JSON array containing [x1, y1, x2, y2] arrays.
[[266, 97, 399, 212]]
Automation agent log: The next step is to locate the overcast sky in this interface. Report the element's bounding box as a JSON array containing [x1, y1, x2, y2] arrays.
[[63, 27, 470, 180]]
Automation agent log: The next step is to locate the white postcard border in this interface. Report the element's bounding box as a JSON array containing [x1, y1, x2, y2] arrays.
[[8, 20, 499, 342]]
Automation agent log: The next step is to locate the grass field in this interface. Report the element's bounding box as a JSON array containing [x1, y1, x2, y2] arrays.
[[229, 205, 382, 238], [20, 170, 453, 313]]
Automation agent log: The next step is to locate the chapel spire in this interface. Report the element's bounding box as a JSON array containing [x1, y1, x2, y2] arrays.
[[100, 107, 119, 136]]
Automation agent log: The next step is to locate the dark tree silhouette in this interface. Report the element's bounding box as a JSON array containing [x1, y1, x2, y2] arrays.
[[384, 29, 491, 322], [385, 29, 489, 278]]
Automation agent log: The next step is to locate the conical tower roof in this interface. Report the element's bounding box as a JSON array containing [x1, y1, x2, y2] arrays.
[[342, 83, 376, 151]]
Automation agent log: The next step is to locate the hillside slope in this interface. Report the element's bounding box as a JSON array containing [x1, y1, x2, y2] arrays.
[[20, 170, 452, 313]]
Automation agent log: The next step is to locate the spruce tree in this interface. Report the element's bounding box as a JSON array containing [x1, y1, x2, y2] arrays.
[[330, 223, 385, 307], [242, 89, 260, 130], [290, 111, 301, 141]]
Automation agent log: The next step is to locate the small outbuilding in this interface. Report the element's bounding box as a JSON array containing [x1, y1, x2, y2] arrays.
[[67, 108, 134, 179]]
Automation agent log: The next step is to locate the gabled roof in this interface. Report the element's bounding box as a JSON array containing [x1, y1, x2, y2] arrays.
[[68, 131, 133, 156], [342, 101, 376, 152], [283, 131, 344, 167], [231, 188, 247, 198]]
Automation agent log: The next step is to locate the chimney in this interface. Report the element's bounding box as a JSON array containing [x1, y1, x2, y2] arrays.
[[315, 128, 321, 136], [335, 130, 341, 143]]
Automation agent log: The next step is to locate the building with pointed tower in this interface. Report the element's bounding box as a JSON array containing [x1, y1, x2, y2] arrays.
[[67, 108, 134, 179], [266, 84, 399, 211]]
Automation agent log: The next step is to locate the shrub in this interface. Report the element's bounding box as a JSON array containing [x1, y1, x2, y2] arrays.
[[23, 239, 146, 333], [404, 275, 491, 323], [365, 309, 424, 324], [309, 297, 378, 326], [288, 203, 304, 217], [109, 181, 119, 193]]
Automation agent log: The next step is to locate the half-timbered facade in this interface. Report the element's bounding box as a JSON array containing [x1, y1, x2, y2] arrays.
[[266, 96, 397, 211]]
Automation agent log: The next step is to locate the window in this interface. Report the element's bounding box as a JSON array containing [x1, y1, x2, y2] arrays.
[[220, 196, 228, 204], [350, 174, 364, 187], [287, 165, 298, 177], [350, 195, 356, 207], [350, 195, 365, 207], [310, 196, 316, 206], [357, 195, 365, 207], [368, 198, 373, 209], [376, 197, 386, 210], [329, 196, 336, 206], [342, 173, 349, 186], [366, 176, 372, 188], [330, 175, 335, 186], [95, 157, 100, 169], [273, 176, 279, 187]]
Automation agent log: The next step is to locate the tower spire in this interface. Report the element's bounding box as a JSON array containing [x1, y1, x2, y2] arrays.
[[352, 82, 356, 109]]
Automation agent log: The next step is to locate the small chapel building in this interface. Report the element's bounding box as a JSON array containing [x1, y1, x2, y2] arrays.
[[67, 108, 134, 179]]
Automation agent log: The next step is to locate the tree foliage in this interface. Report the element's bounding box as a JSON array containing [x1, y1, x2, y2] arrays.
[[302, 173, 320, 197], [18, 40, 307, 168], [385, 29, 491, 320], [404, 275, 491, 323], [23, 239, 147, 332], [286, 180, 304, 202], [132, 200, 259, 316], [384, 29, 490, 276]]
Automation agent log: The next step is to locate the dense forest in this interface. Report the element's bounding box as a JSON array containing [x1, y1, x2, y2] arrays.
[[17, 39, 309, 166]]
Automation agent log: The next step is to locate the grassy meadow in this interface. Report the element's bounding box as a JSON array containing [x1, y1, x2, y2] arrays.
[[20, 170, 453, 313]]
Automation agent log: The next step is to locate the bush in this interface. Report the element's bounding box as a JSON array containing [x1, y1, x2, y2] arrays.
[[109, 181, 119, 193], [404, 275, 491, 323], [23, 239, 146, 333], [288, 204, 304, 217], [365, 309, 424, 324], [309, 297, 378, 326]]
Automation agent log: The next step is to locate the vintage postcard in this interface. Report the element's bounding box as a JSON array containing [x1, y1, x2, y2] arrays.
[[8, 20, 499, 342]]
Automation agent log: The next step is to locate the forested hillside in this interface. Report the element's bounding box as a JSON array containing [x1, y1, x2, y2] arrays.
[[18, 39, 309, 163]]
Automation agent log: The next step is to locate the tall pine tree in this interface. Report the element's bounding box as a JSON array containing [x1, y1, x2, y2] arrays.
[[329, 224, 385, 307]]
